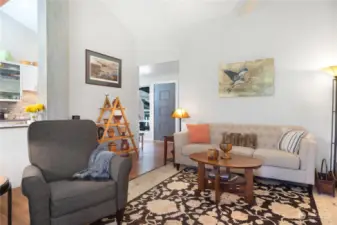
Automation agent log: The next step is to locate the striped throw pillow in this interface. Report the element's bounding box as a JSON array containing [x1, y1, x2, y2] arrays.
[[278, 130, 306, 154]]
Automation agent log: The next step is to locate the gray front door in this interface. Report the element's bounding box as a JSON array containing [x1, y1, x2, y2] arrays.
[[154, 83, 176, 141]]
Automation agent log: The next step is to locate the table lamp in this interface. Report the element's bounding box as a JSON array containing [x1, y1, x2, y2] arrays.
[[322, 65, 337, 176], [171, 108, 190, 131]]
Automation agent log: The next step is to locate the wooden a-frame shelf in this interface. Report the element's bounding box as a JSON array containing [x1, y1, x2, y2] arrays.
[[96, 95, 138, 157]]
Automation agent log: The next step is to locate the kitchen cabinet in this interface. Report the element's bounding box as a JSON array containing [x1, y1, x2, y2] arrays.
[[21, 64, 38, 91], [0, 61, 21, 101]]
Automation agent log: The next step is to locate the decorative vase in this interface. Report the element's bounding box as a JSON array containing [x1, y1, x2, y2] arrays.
[[121, 139, 129, 150], [108, 128, 115, 137], [28, 113, 38, 124], [112, 98, 120, 108], [97, 127, 104, 139], [219, 143, 233, 159], [207, 149, 219, 161], [120, 126, 126, 136], [113, 115, 122, 123], [108, 142, 117, 152]]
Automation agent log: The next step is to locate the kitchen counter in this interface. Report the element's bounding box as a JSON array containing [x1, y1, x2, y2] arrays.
[[0, 126, 30, 187], [0, 124, 29, 128], [0, 119, 29, 128]]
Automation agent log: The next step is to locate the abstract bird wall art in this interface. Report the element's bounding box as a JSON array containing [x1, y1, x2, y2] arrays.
[[218, 58, 275, 97]]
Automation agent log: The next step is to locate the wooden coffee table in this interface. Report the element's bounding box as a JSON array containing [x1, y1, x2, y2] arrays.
[[190, 152, 262, 205]]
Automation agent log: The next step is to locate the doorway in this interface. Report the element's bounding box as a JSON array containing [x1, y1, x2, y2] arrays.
[[153, 82, 176, 141]]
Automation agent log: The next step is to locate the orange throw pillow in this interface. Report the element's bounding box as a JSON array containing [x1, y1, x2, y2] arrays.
[[186, 124, 210, 144]]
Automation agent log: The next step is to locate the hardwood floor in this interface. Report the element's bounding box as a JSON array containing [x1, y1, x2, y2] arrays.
[[0, 141, 172, 225]]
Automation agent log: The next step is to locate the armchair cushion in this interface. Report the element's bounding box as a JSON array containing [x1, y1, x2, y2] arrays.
[[49, 180, 116, 218]]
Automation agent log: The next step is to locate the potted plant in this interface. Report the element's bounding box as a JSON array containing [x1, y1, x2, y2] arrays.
[[25, 103, 45, 124]]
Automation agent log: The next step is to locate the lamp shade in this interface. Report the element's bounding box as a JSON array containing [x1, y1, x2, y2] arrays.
[[171, 108, 190, 119], [322, 66, 337, 77]]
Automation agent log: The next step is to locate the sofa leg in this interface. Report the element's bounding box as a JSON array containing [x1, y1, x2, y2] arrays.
[[116, 208, 125, 225], [176, 164, 180, 171]]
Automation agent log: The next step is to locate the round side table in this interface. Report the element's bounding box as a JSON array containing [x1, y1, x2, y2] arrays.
[[0, 176, 12, 225]]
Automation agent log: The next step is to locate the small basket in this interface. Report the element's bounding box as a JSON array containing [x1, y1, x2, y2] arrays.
[[315, 159, 336, 197]]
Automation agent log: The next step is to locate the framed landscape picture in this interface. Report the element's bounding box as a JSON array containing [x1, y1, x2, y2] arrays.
[[85, 49, 122, 88]]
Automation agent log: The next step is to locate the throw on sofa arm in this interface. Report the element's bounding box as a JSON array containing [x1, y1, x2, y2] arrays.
[[109, 156, 132, 210], [22, 165, 51, 225], [298, 135, 317, 185]]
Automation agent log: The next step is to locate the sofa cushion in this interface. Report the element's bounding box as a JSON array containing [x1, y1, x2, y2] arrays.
[[186, 124, 210, 143], [253, 149, 300, 170], [49, 180, 116, 217], [231, 146, 255, 157], [182, 144, 214, 156]]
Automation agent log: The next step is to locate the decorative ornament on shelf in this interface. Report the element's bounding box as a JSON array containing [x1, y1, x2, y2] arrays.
[[107, 128, 115, 137], [25, 103, 45, 124], [103, 94, 111, 108], [108, 142, 117, 152], [113, 115, 122, 124], [121, 139, 130, 150]]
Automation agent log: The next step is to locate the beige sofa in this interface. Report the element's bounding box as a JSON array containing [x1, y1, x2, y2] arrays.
[[174, 123, 317, 185]]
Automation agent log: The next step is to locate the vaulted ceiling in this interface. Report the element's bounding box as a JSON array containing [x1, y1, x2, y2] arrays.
[[0, 0, 37, 32], [100, 0, 240, 39], [0, 0, 249, 38]]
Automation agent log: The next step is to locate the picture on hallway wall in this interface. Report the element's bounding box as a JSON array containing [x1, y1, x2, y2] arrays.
[[218, 58, 275, 97], [85, 49, 122, 88]]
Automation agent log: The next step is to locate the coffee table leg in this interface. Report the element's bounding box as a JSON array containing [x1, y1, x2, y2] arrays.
[[215, 170, 220, 204], [244, 168, 254, 204], [197, 163, 205, 192]]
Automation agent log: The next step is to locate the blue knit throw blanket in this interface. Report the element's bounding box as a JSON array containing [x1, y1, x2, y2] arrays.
[[73, 144, 115, 180]]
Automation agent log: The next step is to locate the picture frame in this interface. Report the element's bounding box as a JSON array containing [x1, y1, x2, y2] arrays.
[[85, 49, 122, 88]]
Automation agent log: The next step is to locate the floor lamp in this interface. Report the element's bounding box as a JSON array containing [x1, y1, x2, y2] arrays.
[[171, 108, 190, 132], [323, 65, 337, 176]]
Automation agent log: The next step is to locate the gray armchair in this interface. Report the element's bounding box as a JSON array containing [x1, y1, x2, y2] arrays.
[[22, 120, 132, 225]]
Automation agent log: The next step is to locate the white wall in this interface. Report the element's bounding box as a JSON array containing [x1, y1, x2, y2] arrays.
[[0, 12, 38, 62], [68, 0, 138, 140], [45, 0, 69, 120], [136, 37, 179, 66], [178, 1, 337, 168], [139, 61, 179, 140]]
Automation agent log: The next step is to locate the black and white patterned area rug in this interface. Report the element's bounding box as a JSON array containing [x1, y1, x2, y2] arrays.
[[113, 168, 321, 225]]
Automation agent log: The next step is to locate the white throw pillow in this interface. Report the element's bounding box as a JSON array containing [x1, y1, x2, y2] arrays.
[[278, 130, 306, 154]]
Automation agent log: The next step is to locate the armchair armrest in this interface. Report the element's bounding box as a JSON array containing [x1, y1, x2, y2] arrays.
[[174, 131, 189, 150], [174, 132, 189, 164], [109, 156, 132, 210], [298, 135, 317, 185], [22, 165, 51, 225]]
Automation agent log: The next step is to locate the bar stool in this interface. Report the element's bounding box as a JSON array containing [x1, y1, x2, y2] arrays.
[[0, 176, 12, 225]]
